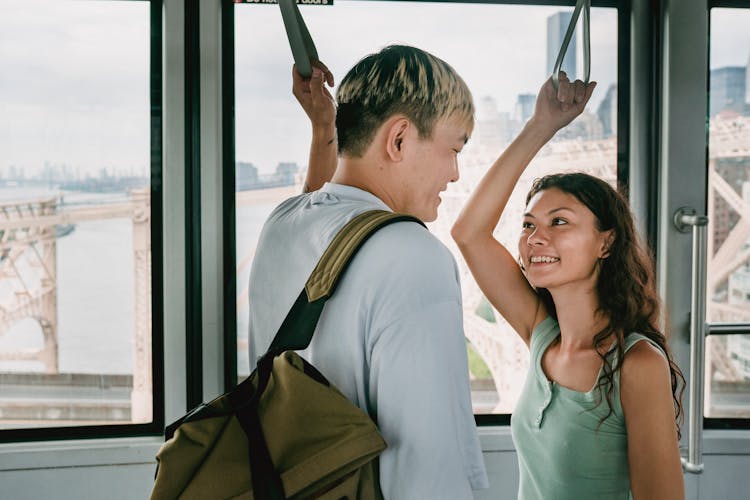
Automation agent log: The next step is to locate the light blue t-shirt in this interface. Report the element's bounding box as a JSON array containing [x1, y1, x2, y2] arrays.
[[511, 317, 664, 500], [247, 182, 488, 499]]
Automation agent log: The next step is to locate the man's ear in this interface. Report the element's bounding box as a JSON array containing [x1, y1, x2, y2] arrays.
[[385, 118, 410, 162]]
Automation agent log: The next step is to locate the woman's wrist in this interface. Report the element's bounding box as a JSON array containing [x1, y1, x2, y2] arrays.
[[522, 117, 558, 144]]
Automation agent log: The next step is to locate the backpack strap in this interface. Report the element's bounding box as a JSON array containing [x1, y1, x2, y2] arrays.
[[265, 209, 424, 356], [247, 209, 422, 499]]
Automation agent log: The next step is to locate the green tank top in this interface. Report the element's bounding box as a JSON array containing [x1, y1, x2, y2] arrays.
[[510, 317, 664, 500]]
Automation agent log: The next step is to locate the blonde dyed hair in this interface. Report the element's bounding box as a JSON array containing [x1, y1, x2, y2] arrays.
[[335, 45, 474, 157]]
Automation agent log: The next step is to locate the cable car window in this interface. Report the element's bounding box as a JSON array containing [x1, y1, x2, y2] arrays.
[[234, 0, 618, 416], [706, 6, 750, 420], [0, 0, 157, 433]]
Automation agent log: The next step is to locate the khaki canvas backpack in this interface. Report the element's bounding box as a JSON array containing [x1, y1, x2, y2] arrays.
[[150, 210, 423, 500]]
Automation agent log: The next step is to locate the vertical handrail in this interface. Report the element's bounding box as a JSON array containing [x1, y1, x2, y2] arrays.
[[673, 207, 708, 474]]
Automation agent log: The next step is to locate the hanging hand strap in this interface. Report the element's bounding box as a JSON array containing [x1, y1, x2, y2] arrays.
[[279, 0, 319, 78], [552, 0, 591, 90]]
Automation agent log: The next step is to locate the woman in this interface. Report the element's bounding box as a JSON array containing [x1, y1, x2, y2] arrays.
[[451, 73, 685, 499]]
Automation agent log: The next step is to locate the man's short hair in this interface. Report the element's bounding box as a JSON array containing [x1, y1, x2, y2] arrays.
[[335, 45, 474, 157]]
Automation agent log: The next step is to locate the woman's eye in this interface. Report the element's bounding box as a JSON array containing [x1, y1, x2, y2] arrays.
[[551, 218, 567, 226], [522, 221, 534, 229]]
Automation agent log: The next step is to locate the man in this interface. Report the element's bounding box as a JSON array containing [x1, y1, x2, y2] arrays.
[[247, 45, 488, 498]]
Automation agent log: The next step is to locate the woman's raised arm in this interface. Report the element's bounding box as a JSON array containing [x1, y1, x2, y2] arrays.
[[451, 75, 596, 344]]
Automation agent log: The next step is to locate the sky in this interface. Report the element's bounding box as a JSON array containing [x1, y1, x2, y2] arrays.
[[235, 1, 620, 172], [1, 1, 749, 175], [0, 1, 150, 176]]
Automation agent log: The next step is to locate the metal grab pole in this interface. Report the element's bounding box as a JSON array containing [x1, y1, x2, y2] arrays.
[[673, 207, 708, 474]]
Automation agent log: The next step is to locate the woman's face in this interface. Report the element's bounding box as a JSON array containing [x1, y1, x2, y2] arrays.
[[518, 188, 613, 292]]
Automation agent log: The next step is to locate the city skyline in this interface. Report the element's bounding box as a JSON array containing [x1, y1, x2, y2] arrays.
[[236, 3, 620, 172], [1, 2, 748, 175]]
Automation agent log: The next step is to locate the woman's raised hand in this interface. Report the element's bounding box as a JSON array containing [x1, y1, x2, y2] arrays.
[[292, 61, 335, 130], [530, 72, 597, 138]]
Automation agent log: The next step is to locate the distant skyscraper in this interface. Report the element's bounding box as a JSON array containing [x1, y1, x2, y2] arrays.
[[554, 111, 603, 142], [596, 84, 618, 138], [236, 161, 259, 191], [710, 66, 746, 117], [275, 162, 299, 184], [514, 94, 536, 124], [547, 12, 576, 79], [475, 96, 510, 151]]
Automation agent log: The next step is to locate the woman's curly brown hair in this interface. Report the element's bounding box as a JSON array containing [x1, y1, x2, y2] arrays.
[[526, 172, 685, 436]]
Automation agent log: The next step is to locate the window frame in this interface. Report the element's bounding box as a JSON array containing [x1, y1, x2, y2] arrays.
[[0, 0, 165, 443], [703, 0, 750, 431], [222, 0, 631, 427]]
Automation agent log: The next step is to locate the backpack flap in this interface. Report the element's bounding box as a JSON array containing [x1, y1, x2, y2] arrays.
[[255, 351, 386, 498], [151, 389, 247, 499]]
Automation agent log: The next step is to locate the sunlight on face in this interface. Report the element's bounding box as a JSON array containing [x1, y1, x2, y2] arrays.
[[399, 117, 469, 222], [519, 188, 610, 291]]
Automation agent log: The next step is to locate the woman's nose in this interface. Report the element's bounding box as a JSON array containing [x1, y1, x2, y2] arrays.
[[527, 227, 548, 245]]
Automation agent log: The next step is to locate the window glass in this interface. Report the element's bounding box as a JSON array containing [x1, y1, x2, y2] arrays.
[[235, 0, 618, 414], [706, 7, 750, 418], [0, 1, 152, 429]]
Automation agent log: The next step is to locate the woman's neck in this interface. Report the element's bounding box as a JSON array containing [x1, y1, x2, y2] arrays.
[[549, 284, 610, 352]]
